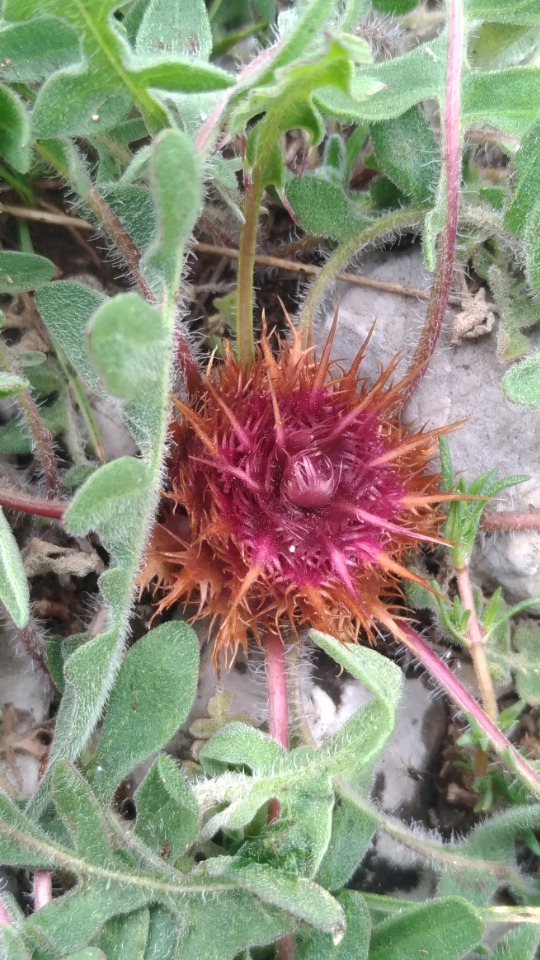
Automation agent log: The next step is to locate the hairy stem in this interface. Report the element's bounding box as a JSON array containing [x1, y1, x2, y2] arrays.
[[19, 623, 53, 682], [297, 208, 426, 344], [264, 633, 294, 960], [400, 0, 464, 405], [401, 625, 540, 799], [0, 900, 13, 927], [237, 171, 263, 370], [0, 342, 60, 495], [455, 564, 498, 722], [482, 510, 540, 530], [0, 489, 65, 520]]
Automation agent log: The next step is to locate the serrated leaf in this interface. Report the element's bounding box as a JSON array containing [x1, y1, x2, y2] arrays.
[[143, 128, 202, 295], [0, 506, 29, 628], [0, 252, 54, 294], [298, 890, 370, 960], [369, 898, 482, 960], [89, 621, 199, 801], [135, 0, 212, 59], [36, 281, 108, 395], [0, 17, 80, 83], [134, 754, 198, 859], [502, 349, 540, 406], [370, 106, 438, 205], [0, 82, 31, 172], [88, 293, 167, 399]]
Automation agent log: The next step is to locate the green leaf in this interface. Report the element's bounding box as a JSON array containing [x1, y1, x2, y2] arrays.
[[143, 128, 203, 296], [128, 58, 233, 94], [0, 371, 29, 397], [134, 754, 198, 859], [36, 281, 108, 396], [286, 173, 370, 241], [0, 82, 30, 172], [0, 925, 32, 960], [464, 0, 540, 24], [373, 0, 419, 12], [88, 293, 167, 399], [32, 70, 131, 138], [51, 763, 115, 864], [316, 793, 377, 891], [462, 66, 540, 136], [505, 121, 540, 234], [66, 457, 152, 549], [502, 349, 540, 406], [0, 251, 54, 293], [175, 892, 294, 960], [98, 909, 150, 960], [203, 859, 344, 937], [370, 106, 438, 205], [512, 620, 540, 704], [135, 0, 212, 59], [143, 906, 182, 960], [0, 17, 80, 82], [89, 621, 199, 801], [0, 506, 29, 628], [298, 890, 370, 960], [488, 925, 540, 960], [368, 898, 482, 960], [0, 792, 55, 868]]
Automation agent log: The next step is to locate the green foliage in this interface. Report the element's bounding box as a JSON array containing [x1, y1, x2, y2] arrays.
[[1, 1, 540, 957]]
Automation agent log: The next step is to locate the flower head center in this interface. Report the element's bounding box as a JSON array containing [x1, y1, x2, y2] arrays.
[[282, 451, 337, 509]]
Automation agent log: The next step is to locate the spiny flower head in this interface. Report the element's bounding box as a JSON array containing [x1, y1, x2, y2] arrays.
[[144, 318, 454, 662]]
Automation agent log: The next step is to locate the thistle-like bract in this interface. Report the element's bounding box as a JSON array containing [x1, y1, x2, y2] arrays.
[[145, 320, 454, 661]]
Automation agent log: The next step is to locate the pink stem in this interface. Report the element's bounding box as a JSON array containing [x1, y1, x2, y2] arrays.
[[0, 900, 13, 927], [0, 489, 65, 520], [401, 0, 464, 404], [401, 624, 540, 798], [33, 870, 52, 911], [265, 632, 289, 750], [482, 511, 540, 530]]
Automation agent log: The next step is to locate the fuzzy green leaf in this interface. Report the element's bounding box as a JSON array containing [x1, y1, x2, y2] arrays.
[[488, 925, 540, 960], [0, 793, 56, 868], [0, 82, 30, 172], [462, 66, 540, 136], [502, 349, 540, 406], [505, 122, 540, 234], [369, 898, 482, 960], [134, 754, 198, 859], [175, 893, 294, 960], [144, 128, 203, 295], [51, 763, 115, 864], [135, 0, 212, 60], [465, 0, 540, 24], [370, 106, 438, 205], [89, 621, 199, 801], [97, 909, 150, 960], [298, 890, 370, 960], [0, 252, 54, 294], [316, 793, 377, 891], [0, 506, 30, 628], [88, 293, 167, 399], [36, 281, 108, 395], [0, 926, 32, 960], [32, 70, 131, 138], [0, 17, 80, 83], [143, 906, 182, 960], [66, 457, 152, 548], [286, 173, 370, 241], [512, 620, 540, 704]]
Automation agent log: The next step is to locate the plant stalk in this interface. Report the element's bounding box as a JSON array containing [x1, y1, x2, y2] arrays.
[[482, 510, 540, 530], [401, 625, 540, 799], [236, 172, 263, 370], [401, 0, 465, 404], [33, 870, 52, 910], [0, 488, 65, 520], [454, 563, 498, 722]]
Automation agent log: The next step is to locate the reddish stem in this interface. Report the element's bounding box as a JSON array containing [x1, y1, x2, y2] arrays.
[[454, 564, 498, 722], [33, 870, 52, 910], [401, 625, 540, 798], [265, 633, 289, 823], [0, 489, 65, 520], [401, 0, 464, 404], [482, 510, 540, 530], [0, 900, 13, 927]]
